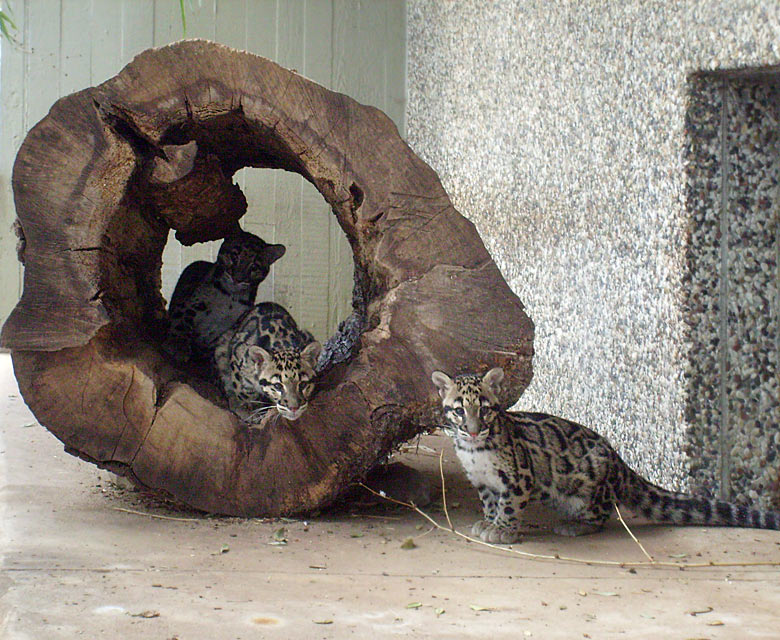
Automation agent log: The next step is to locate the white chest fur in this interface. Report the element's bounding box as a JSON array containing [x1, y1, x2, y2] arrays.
[[454, 441, 504, 490]]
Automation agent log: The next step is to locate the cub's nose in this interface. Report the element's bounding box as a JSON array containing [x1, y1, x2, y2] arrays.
[[465, 424, 482, 438], [463, 410, 481, 436]]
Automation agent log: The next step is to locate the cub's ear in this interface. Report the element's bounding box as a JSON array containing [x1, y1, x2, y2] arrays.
[[301, 341, 322, 368], [265, 243, 286, 264], [431, 371, 454, 399], [482, 367, 504, 395], [248, 346, 271, 367]]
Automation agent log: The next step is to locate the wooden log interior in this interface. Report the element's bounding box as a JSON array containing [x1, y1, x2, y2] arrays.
[[1, 40, 534, 516]]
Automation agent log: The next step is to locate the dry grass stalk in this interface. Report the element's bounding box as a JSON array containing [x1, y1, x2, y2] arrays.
[[359, 459, 780, 571], [111, 506, 202, 522], [614, 503, 654, 563]]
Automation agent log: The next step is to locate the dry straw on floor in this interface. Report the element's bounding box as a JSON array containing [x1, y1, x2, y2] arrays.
[[361, 451, 780, 571]]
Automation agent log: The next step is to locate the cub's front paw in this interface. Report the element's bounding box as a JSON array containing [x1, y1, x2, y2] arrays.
[[478, 523, 520, 544], [471, 519, 491, 537]]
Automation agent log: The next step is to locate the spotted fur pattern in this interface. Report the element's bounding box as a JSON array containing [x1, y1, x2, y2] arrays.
[[432, 367, 780, 543], [166, 230, 286, 361], [214, 302, 321, 423]]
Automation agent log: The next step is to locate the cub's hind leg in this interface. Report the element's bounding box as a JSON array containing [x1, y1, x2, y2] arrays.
[[552, 483, 613, 537], [553, 520, 606, 537]]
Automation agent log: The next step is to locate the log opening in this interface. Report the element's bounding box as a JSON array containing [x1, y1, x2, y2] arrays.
[[1, 40, 534, 516]]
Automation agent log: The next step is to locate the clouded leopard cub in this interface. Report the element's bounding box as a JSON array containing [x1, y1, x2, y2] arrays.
[[166, 229, 286, 362], [214, 302, 321, 423], [432, 367, 780, 543]]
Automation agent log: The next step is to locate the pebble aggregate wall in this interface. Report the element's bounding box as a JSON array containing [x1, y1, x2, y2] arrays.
[[407, 1, 779, 500], [685, 75, 779, 507]]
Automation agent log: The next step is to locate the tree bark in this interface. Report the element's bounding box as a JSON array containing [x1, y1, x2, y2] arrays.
[[1, 40, 534, 516]]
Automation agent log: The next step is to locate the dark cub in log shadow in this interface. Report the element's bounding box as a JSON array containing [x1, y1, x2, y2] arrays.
[[165, 228, 285, 362]]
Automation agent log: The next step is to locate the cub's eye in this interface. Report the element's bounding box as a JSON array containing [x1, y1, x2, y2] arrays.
[[454, 407, 465, 417], [273, 382, 284, 392], [479, 406, 491, 417]]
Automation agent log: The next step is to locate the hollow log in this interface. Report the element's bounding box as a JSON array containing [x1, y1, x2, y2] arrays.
[[1, 40, 534, 516]]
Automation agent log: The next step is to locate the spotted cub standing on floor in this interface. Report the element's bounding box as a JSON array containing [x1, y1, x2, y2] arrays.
[[432, 367, 780, 543], [214, 302, 321, 423], [166, 229, 286, 362]]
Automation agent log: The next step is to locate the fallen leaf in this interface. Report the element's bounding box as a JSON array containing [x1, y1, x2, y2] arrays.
[[469, 605, 495, 612], [669, 553, 688, 559], [309, 565, 327, 570], [707, 621, 725, 627], [350, 533, 364, 538], [217, 544, 229, 554], [131, 610, 160, 619], [406, 602, 423, 609], [434, 608, 445, 617], [313, 620, 333, 625], [578, 590, 588, 597], [687, 606, 713, 616], [592, 591, 619, 597], [269, 527, 287, 545], [400, 538, 418, 550]]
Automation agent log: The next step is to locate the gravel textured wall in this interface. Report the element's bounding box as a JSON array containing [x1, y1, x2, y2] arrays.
[[685, 76, 779, 506], [407, 1, 779, 500]]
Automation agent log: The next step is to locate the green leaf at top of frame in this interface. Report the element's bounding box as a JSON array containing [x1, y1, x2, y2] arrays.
[[0, 8, 18, 42], [179, 0, 187, 37]]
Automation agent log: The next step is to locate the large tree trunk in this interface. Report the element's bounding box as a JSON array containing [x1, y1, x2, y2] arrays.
[[1, 40, 534, 516]]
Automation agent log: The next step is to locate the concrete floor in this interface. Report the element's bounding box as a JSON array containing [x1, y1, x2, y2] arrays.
[[1, 353, 779, 639]]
